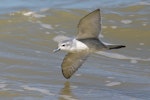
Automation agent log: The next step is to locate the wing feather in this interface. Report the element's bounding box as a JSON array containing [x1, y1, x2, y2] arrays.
[[61, 51, 89, 79], [77, 9, 101, 39]]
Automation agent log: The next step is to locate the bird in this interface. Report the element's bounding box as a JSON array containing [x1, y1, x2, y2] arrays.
[[53, 9, 126, 79]]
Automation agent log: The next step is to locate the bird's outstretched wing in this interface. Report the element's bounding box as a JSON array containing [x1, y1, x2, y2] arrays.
[[61, 51, 89, 79], [77, 9, 101, 39]]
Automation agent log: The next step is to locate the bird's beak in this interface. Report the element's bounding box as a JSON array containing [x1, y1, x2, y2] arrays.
[[53, 48, 60, 53]]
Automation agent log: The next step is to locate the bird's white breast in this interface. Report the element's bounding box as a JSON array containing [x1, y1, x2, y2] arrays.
[[70, 39, 89, 52]]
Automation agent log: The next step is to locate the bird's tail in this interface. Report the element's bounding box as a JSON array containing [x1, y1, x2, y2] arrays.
[[106, 44, 126, 50]]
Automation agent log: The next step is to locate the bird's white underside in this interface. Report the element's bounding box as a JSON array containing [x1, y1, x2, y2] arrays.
[[70, 39, 89, 52]]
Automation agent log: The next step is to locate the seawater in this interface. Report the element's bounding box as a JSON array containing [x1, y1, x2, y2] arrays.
[[0, 0, 150, 100]]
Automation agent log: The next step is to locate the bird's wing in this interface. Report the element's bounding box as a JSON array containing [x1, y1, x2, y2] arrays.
[[76, 9, 101, 39], [61, 51, 89, 79]]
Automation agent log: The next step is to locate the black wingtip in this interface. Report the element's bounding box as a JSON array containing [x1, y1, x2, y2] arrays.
[[62, 70, 71, 79], [109, 45, 126, 50]]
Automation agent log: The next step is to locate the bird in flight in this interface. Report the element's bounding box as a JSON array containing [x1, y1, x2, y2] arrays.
[[53, 9, 125, 79]]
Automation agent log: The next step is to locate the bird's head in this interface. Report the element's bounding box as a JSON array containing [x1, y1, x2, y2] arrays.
[[53, 40, 73, 53]]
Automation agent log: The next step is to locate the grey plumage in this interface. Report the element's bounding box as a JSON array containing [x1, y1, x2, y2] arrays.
[[61, 51, 89, 79], [77, 9, 101, 39]]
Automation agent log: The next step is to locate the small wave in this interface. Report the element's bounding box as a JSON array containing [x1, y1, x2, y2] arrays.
[[142, 23, 147, 26], [35, 50, 41, 54], [59, 95, 78, 100], [107, 76, 115, 79], [102, 26, 108, 29], [130, 59, 138, 64], [74, 73, 81, 77], [22, 11, 46, 18], [21, 85, 54, 96], [23, 12, 34, 16], [33, 14, 46, 18], [136, 48, 142, 51], [111, 26, 117, 29], [36, 21, 54, 29], [121, 19, 132, 24], [45, 32, 51, 34], [97, 51, 150, 62], [139, 43, 144, 46], [0, 84, 7, 89], [40, 23, 53, 29], [105, 81, 121, 87]]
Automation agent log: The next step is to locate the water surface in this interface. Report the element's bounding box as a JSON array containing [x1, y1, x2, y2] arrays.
[[0, 0, 150, 100]]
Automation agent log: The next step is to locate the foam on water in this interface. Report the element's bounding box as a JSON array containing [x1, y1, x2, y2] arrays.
[[142, 23, 147, 26], [107, 76, 115, 79], [21, 85, 54, 96], [102, 26, 108, 29], [45, 31, 51, 34], [105, 82, 121, 87], [111, 26, 117, 29], [23, 12, 34, 16], [105, 77, 122, 86], [22, 11, 46, 18], [59, 95, 78, 100], [136, 48, 142, 51], [31, 20, 54, 29], [130, 59, 138, 64], [54, 31, 66, 34], [35, 50, 41, 54], [121, 20, 132, 24], [74, 73, 82, 77], [0, 84, 7, 89], [139, 43, 144, 46], [39, 23, 53, 29]]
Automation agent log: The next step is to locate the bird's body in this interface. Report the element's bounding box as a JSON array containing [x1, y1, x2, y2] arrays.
[[53, 9, 126, 79], [78, 38, 106, 52], [65, 39, 89, 52]]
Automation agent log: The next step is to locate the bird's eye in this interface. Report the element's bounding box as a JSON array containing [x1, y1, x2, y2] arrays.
[[62, 44, 65, 47]]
